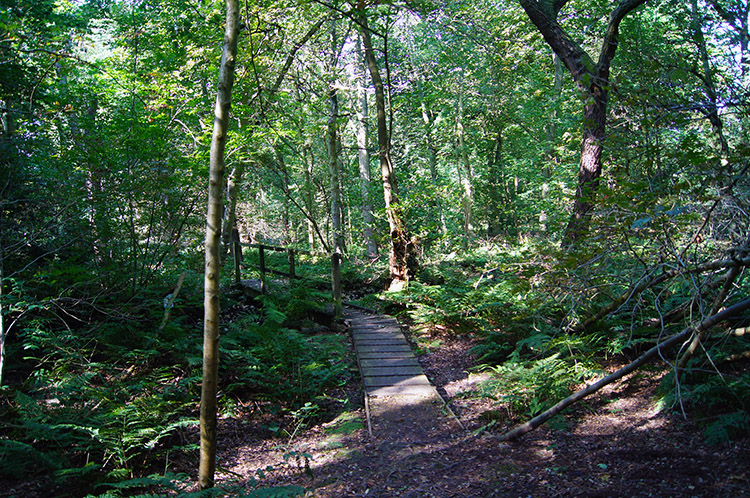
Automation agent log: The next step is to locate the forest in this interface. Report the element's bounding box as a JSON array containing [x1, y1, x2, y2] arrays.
[[1, 0, 749, 496]]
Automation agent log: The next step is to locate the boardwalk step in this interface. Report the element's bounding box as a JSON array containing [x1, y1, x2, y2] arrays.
[[356, 344, 412, 353], [357, 352, 414, 360], [360, 365, 423, 376], [359, 358, 419, 368], [366, 384, 438, 397], [363, 374, 431, 388]]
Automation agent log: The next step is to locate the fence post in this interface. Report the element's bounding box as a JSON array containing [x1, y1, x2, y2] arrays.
[[331, 251, 342, 320], [258, 245, 267, 294], [288, 249, 296, 279], [232, 228, 241, 285]]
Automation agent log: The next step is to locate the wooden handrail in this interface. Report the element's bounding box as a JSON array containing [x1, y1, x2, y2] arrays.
[[239, 242, 327, 257], [234, 241, 342, 315]]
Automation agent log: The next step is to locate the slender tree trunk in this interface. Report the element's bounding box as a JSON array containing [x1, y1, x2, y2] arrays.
[[457, 92, 473, 248], [199, 0, 239, 489], [304, 144, 317, 250], [221, 160, 244, 262], [0, 246, 5, 387], [328, 98, 344, 313], [421, 101, 439, 184], [327, 70, 344, 255], [356, 35, 378, 258], [421, 99, 447, 236], [487, 127, 505, 238], [359, 11, 416, 289], [275, 148, 293, 243]]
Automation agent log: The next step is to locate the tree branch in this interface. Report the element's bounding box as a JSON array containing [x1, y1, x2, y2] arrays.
[[498, 296, 750, 442]]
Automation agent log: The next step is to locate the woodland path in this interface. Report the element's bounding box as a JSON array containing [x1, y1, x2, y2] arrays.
[[210, 305, 750, 497]]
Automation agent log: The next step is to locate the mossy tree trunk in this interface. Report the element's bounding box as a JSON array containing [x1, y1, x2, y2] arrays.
[[359, 9, 417, 289]]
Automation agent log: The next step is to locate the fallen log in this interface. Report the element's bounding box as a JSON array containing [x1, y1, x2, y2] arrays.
[[497, 296, 750, 442]]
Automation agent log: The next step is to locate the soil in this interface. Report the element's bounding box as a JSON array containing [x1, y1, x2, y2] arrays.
[[198, 323, 750, 498]]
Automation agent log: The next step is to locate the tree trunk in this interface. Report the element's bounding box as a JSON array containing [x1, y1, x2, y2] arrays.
[[221, 160, 244, 263], [486, 127, 505, 238], [561, 93, 605, 246], [421, 99, 448, 237], [457, 92, 474, 249], [275, 148, 293, 244], [328, 87, 344, 255], [518, 0, 647, 249], [199, 0, 239, 489], [359, 11, 416, 289], [355, 35, 378, 259], [0, 247, 5, 387], [304, 144, 317, 250]]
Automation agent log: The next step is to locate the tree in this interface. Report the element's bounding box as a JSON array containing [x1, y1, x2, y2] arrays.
[[359, 6, 417, 289], [199, 0, 239, 489], [354, 34, 379, 258], [518, 0, 648, 247]]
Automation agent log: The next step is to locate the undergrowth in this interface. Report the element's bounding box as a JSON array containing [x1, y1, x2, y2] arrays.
[[0, 259, 356, 496], [380, 239, 749, 439]]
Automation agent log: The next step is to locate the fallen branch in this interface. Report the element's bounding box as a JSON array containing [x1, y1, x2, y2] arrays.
[[570, 255, 750, 334], [496, 297, 750, 442], [158, 271, 187, 335]]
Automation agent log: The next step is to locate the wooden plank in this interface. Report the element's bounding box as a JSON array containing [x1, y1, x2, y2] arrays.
[[363, 374, 431, 388], [366, 384, 438, 397], [357, 351, 414, 360], [352, 330, 404, 337], [359, 358, 419, 368], [355, 320, 399, 327], [360, 365, 423, 376], [352, 330, 403, 337], [354, 339, 410, 347], [356, 344, 412, 354]]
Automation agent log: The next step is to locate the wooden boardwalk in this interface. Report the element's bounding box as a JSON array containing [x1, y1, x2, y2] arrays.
[[345, 308, 449, 437]]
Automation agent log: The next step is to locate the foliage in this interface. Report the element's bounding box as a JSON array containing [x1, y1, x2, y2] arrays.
[[0, 257, 353, 494], [658, 369, 750, 445], [3, 0, 750, 492], [221, 305, 354, 408], [94, 472, 306, 497], [478, 353, 600, 419]]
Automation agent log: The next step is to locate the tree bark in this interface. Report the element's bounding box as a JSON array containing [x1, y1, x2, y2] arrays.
[[498, 296, 750, 442], [199, 0, 239, 489], [518, 0, 647, 248], [304, 144, 317, 250], [486, 127, 506, 238], [0, 247, 5, 387], [420, 98, 448, 237], [359, 10, 416, 289]]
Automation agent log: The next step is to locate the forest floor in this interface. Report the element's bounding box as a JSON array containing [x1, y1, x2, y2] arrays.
[[190, 321, 750, 498]]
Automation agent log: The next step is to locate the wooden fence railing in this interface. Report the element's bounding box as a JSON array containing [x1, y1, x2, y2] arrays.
[[230, 230, 343, 318]]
